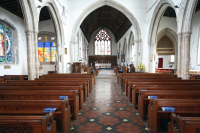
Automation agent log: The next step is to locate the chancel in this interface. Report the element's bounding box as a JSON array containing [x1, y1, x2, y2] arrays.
[[1, 0, 200, 133]]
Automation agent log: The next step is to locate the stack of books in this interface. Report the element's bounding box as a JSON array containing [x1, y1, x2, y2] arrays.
[[59, 96, 68, 100], [43, 107, 57, 113], [161, 107, 175, 112], [148, 96, 158, 99]]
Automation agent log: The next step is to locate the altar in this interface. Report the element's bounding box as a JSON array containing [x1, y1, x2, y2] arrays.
[[95, 63, 111, 68]]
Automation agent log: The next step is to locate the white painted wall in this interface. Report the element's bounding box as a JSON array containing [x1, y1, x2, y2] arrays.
[[39, 19, 55, 33], [190, 10, 200, 70], [39, 19, 56, 74], [0, 7, 27, 76], [158, 16, 177, 34], [157, 55, 173, 68], [88, 28, 117, 56]]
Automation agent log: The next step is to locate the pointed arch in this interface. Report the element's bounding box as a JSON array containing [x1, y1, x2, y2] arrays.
[[71, 0, 141, 45]]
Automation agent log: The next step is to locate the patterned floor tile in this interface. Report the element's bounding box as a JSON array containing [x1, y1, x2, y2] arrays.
[[71, 77, 149, 133]]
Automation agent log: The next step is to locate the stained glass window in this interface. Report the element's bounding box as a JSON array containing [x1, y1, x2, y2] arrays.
[[0, 22, 13, 63], [95, 29, 111, 55], [50, 42, 56, 62], [38, 41, 56, 63]]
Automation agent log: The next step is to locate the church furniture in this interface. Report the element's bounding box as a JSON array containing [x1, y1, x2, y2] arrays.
[[36, 78, 92, 93], [0, 99, 70, 133], [0, 114, 56, 133], [189, 70, 200, 74], [138, 90, 200, 120], [5, 80, 88, 101], [148, 99, 200, 133], [155, 68, 175, 75], [4, 75, 28, 80], [0, 76, 24, 81], [125, 78, 182, 98], [0, 79, 3, 83], [42, 73, 96, 87], [89, 55, 117, 68], [72, 62, 86, 73], [0, 87, 80, 119], [191, 74, 200, 79], [132, 84, 200, 109], [168, 113, 200, 133]]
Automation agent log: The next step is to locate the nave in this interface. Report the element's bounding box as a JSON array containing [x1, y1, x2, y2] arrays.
[[71, 73, 149, 133]]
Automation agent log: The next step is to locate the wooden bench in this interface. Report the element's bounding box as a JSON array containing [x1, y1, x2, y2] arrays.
[[148, 99, 200, 133], [124, 78, 182, 96], [0, 99, 70, 133], [168, 113, 200, 133], [191, 74, 200, 79], [42, 73, 96, 87], [36, 78, 92, 92], [138, 90, 200, 120], [132, 82, 200, 108], [0, 87, 80, 119], [0, 76, 24, 81], [128, 80, 200, 101], [0, 114, 56, 133], [5, 80, 88, 101]]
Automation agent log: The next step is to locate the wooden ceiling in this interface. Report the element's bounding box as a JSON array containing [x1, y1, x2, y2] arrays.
[[0, 0, 23, 19], [163, 7, 176, 18], [39, 6, 51, 22], [80, 6, 132, 43], [0, 1, 51, 21]]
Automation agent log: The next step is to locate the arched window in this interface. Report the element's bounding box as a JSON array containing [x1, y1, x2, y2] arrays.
[[0, 22, 13, 63], [95, 29, 111, 55]]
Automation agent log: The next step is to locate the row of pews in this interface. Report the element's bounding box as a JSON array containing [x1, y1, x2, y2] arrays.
[[117, 72, 200, 133], [0, 72, 96, 133]]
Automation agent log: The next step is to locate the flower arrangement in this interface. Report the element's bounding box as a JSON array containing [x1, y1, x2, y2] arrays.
[[137, 63, 145, 71]]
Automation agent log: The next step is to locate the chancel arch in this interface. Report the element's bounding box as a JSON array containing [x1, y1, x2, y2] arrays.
[[71, 0, 142, 69]]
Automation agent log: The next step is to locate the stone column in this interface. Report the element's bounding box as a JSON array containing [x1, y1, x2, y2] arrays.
[[26, 30, 35, 80], [134, 40, 139, 70], [183, 32, 191, 79], [138, 40, 143, 67], [174, 46, 178, 70], [178, 33, 183, 77], [149, 44, 156, 73], [33, 31, 39, 78]]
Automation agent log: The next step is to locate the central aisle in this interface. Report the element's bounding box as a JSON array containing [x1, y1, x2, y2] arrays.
[[71, 77, 149, 133]]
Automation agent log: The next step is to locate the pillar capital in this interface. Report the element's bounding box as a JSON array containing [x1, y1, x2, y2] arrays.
[[25, 30, 33, 35]]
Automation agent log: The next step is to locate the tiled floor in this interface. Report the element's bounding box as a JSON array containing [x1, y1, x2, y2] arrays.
[[70, 77, 150, 133]]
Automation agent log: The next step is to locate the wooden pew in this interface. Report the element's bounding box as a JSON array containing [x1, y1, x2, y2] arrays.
[[4, 75, 29, 80], [131, 83, 200, 108], [191, 74, 200, 79], [0, 87, 80, 119], [0, 114, 56, 133], [5, 80, 88, 101], [42, 73, 96, 87], [0, 99, 70, 133], [124, 78, 182, 96], [0, 76, 24, 81], [168, 113, 200, 133], [138, 90, 200, 120], [36, 78, 92, 92], [128, 80, 200, 101], [117, 73, 174, 85], [148, 99, 200, 133]]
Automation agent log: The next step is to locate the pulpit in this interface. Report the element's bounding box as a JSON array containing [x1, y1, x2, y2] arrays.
[[72, 62, 86, 73]]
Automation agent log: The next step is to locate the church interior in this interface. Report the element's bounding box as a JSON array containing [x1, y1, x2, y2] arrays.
[[0, 0, 200, 133]]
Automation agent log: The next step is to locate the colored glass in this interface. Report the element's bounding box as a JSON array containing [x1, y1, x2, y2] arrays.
[[50, 42, 56, 62], [38, 42, 43, 62], [0, 23, 5, 62], [44, 42, 50, 62], [6, 28, 12, 62]]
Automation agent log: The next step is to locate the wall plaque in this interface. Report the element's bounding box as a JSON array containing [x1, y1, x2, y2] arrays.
[[4, 65, 11, 69]]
